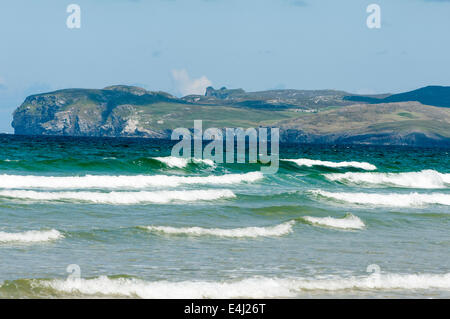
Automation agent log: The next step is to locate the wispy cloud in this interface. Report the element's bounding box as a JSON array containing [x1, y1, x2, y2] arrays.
[[171, 69, 212, 96]]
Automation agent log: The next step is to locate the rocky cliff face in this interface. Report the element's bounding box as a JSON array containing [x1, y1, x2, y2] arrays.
[[12, 85, 450, 147], [12, 86, 175, 138]]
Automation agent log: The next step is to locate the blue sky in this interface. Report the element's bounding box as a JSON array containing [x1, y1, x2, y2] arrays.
[[1, 0, 450, 132]]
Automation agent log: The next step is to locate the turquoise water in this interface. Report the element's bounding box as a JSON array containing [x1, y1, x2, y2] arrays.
[[0, 135, 449, 298]]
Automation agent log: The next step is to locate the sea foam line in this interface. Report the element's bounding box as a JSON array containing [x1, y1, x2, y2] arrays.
[[0, 189, 236, 204], [302, 214, 365, 230], [283, 158, 376, 171], [0, 229, 63, 243], [140, 221, 295, 238], [325, 170, 450, 189], [153, 156, 215, 168], [311, 190, 450, 207], [32, 272, 450, 298], [0, 172, 262, 189]]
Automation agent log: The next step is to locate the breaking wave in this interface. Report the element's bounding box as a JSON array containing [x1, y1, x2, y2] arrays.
[[283, 158, 376, 170], [302, 214, 365, 230], [153, 156, 215, 168], [0, 229, 63, 243], [311, 190, 450, 207], [0, 189, 236, 204], [325, 170, 450, 189], [0, 172, 262, 189], [21, 272, 450, 298], [140, 221, 295, 238]]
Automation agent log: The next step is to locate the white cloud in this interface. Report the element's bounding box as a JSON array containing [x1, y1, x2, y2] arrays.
[[171, 69, 212, 97]]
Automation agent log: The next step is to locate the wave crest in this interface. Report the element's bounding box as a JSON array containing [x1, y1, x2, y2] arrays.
[[311, 190, 450, 207], [153, 156, 215, 168], [325, 170, 450, 188], [141, 221, 295, 238], [0, 229, 63, 243], [30, 272, 450, 298], [302, 214, 365, 230], [283, 158, 376, 170], [0, 189, 235, 204], [0, 172, 262, 189]]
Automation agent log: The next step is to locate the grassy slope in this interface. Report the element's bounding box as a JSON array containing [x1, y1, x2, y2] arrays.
[[96, 100, 450, 138], [129, 102, 298, 130], [277, 102, 450, 137], [345, 86, 450, 108]]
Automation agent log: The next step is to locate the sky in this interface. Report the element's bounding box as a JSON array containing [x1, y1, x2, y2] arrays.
[[1, 0, 450, 132]]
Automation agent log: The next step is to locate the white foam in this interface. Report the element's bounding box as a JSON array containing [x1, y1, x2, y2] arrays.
[[153, 156, 215, 168], [284, 158, 376, 170], [302, 214, 365, 230], [0, 189, 235, 204], [325, 170, 450, 189], [0, 172, 262, 189], [142, 221, 295, 238], [0, 229, 63, 243], [38, 272, 450, 298], [312, 190, 450, 207]]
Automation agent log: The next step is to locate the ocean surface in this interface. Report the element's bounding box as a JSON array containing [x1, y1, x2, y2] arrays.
[[0, 134, 449, 298]]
